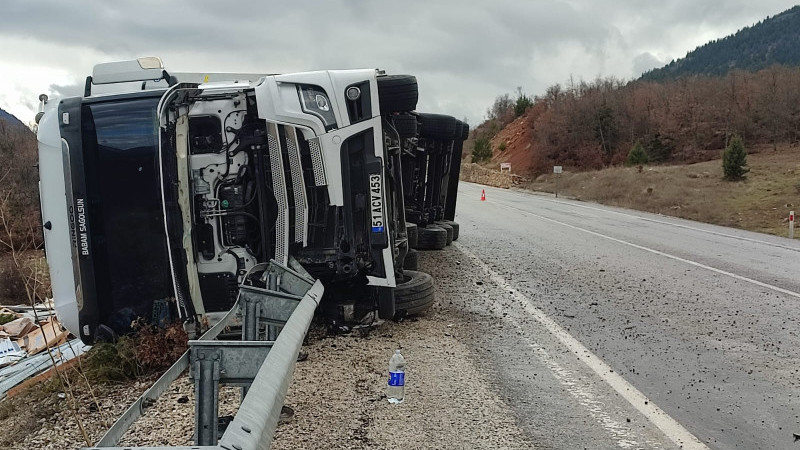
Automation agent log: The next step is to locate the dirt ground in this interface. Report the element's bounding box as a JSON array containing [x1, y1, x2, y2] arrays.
[[0, 247, 533, 449], [1, 370, 154, 450]]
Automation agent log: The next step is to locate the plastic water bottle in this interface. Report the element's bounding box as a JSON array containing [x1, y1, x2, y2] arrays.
[[387, 349, 406, 404]]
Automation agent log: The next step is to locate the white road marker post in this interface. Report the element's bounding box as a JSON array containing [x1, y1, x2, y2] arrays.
[[553, 165, 563, 198], [790, 211, 795, 239]]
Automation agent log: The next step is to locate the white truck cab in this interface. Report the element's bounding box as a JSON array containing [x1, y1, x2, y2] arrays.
[[38, 57, 419, 342]]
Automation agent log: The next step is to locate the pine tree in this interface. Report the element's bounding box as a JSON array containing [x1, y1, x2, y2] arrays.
[[471, 136, 492, 163], [626, 142, 649, 166], [722, 135, 749, 180]]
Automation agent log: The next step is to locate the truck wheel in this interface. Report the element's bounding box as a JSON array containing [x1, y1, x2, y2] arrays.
[[434, 221, 453, 245], [416, 225, 447, 250], [395, 270, 435, 317], [418, 113, 457, 141], [403, 248, 419, 271], [392, 114, 418, 140], [440, 220, 459, 241], [406, 223, 418, 248], [378, 75, 418, 114], [460, 122, 470, 141]]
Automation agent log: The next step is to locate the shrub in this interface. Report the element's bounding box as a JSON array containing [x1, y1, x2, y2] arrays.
[[722, 135, 749, 181], [625, 142, 649, 166], [514, 87, 534, 117], [134, 321, 189, 373], [498, 141, 507, 152], [644, 133, 674, 162], [84, 321, 188, 383], [472, 136, 493, 163]]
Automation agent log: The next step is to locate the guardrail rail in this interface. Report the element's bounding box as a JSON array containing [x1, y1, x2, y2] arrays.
[[85, 258, 323, 450]]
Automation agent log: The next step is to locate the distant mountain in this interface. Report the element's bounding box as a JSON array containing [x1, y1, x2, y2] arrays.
[[641, 6, 800, 81], [0, 107, 28, 131]]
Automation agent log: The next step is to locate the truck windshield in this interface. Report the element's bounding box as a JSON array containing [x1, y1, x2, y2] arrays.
[[81, 96, 173, 333]]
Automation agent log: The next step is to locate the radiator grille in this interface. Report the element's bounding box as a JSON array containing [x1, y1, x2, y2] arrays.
[[285, 128, 308, 245], [267, 123, 289, 265], [308, 138, 326, 186]]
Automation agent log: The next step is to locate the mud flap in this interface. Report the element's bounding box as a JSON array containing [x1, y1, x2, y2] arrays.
[[376, 286, 395, 319]]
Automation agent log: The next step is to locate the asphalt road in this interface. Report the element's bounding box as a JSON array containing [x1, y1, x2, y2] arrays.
[[452, 182, 800, 450]]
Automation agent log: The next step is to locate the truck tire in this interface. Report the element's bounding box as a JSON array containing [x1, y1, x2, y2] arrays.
[[406, 222, 418, 248], [440, 220, 459, 241], [395, 270, 435, 317], [392, 114, 418, 140], [403, 248, 419, 271], [418, 113, 457, 141], [434, 221, 453, 245], [378, 75, 418, 114], [416, 225, 447, 250], [461, 122, 470, 141]]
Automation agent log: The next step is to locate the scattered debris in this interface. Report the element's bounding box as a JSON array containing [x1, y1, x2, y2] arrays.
[[0, 302, 86, 398], [0, 337, 87, 398], [0, 338, 26, 367], [20, 317, 69, 355]]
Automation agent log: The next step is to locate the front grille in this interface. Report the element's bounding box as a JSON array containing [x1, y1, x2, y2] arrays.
[[285, 128, 308, 245], [267, 122, 289, 265], [308, 138, 327, 186]]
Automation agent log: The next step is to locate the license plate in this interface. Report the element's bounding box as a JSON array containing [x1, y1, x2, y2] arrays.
[[369, 174, 384, 232]]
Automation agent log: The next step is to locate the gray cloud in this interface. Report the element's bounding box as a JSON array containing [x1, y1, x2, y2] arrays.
[[632, 52, 664, 77], [48, 83, 83, 99], [1, 0, 797, 123]]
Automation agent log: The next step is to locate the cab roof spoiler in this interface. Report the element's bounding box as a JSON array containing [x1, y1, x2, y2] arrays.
[[84, 57, 177, 97]]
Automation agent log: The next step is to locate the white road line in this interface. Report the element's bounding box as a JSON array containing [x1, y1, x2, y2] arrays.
[[454, 242, 710, 450], [471, 182, 800, 252], [492, 201, 800, 300], [480, 284, 662, 449], [539, 196, 800, 252]]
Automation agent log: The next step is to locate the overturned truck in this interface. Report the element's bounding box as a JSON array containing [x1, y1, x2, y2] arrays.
[[36, 57, 468, 344]]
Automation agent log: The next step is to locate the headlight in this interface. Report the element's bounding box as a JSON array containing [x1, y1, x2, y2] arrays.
[[297, 84, 337, 131], [346, 86, 361, 101]]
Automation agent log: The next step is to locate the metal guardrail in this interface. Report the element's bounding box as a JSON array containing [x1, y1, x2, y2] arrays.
[[85, 258, 323, 450]]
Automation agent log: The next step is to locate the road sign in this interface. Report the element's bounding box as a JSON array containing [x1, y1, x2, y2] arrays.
[[500, 163, 511, 172]]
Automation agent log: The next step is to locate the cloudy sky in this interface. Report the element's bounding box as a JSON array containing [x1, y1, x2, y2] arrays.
[[1, 0, 797, 125]]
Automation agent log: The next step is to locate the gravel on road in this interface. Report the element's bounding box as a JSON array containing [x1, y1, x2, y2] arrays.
[[272, 252, 533, 449]]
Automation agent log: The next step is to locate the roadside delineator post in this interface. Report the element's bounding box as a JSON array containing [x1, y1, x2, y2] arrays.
[[790, 211, 795, 239], [481, 189, 486, 201], [553, 165, 563, 198]]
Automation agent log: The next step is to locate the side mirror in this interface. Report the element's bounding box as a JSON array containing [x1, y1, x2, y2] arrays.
[[35, 94, 48, 124]]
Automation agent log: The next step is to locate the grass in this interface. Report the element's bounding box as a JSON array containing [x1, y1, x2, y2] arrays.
[[524, 144, 800, 237]]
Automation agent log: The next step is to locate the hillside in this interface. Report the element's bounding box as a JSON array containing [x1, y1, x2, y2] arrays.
[[0, 107, 28, 131], [0, 106, 42, 302], [469, 65, 800, 178], [464, 5, 800, 179], [523, 143, 800, 238], [642, 6, 800, 80]]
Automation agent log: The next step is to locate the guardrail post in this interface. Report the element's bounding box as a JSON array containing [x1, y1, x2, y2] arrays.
[[243, 296, 259, 341], [194, 350, 221, 445], [267, 272, 280, 340]]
